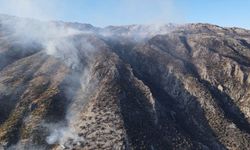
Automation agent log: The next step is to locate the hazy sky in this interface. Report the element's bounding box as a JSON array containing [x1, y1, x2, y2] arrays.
[[0, 0, 249, 28]]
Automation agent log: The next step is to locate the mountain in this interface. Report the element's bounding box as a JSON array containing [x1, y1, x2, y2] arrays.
[[0, 15, 250, 150]]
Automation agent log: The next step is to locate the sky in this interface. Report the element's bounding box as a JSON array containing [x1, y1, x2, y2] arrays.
[[0, 0, 249, 29]]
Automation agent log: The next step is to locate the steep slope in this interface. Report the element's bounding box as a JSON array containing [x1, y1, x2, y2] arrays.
[[106, 24, 250, 150], [0, 16, 250, 150]]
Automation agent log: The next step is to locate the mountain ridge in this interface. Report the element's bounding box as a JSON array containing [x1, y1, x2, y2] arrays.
[[0, 15, 250, 150]]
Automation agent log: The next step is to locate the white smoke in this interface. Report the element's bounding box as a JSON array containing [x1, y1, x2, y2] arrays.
[[0, 15, 101, 71], [101, 24, 178, 42], [44, 122, 84, 147], [0, 0, 58, 21], [0, 1, 97, 149], [44, 67, 93, 147], [0, 1, 183, 149], [0, 0, 94, 69], [0, 0, 184, 26]]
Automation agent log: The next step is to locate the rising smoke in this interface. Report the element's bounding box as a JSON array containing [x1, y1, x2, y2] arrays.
[[0, 0, 181, 149], [0, 13, 98, 150]]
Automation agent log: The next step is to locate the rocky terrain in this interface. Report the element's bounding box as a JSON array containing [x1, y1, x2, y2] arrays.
[[0, 15, 250, 150]]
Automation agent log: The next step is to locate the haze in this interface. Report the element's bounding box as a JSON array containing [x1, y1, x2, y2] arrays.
[[0, 0, 249, 28]]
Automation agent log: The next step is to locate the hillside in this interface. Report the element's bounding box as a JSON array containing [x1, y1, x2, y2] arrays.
[[0, 15, 250, 150]]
